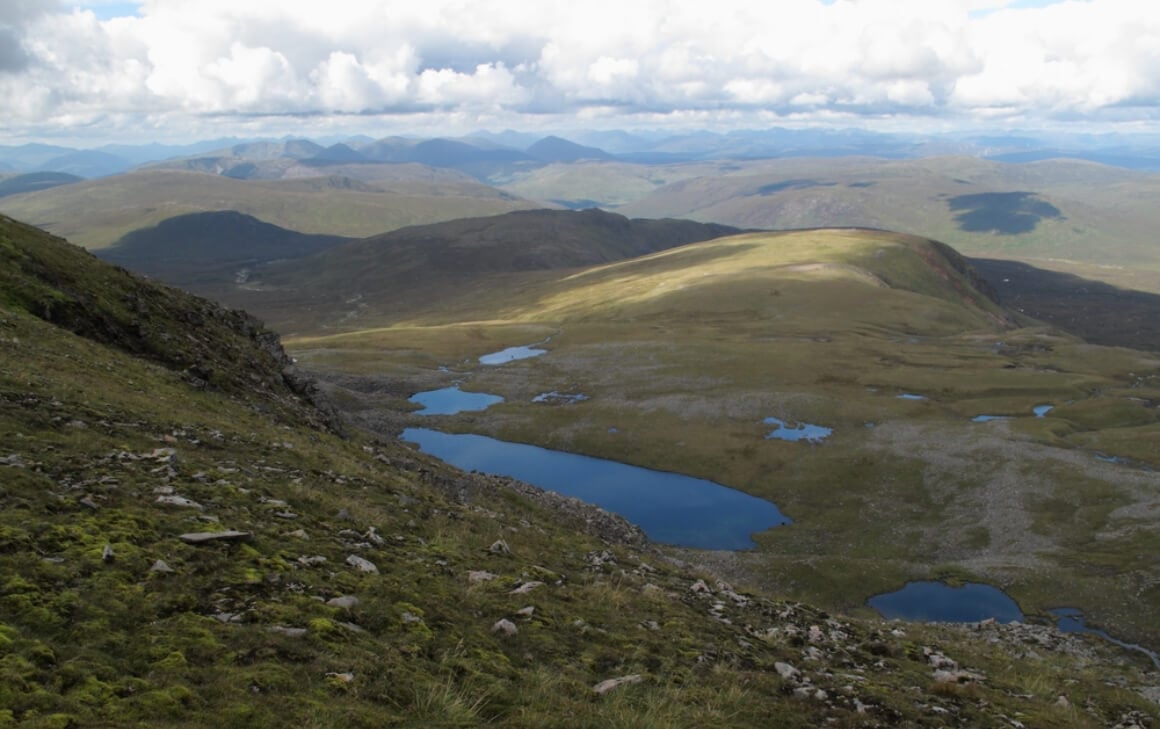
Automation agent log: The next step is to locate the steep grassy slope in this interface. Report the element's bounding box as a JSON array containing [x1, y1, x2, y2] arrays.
[[0, 170, 541, 249], [282, 228, 1160, 657], [7, 223, 1156, 726]]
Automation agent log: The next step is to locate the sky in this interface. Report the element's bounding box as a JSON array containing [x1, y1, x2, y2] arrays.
[[2, 0, 1159, 146]]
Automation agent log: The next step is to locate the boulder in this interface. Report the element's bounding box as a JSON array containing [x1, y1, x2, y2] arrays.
[[592, 675, 642, 694], [345, 555, 378, 574], [179, 530, 254, 545], [491, 619, 518, 636]]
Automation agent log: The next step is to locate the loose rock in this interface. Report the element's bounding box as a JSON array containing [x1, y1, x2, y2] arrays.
[[179, 530, 254, 545], [346, 555, 379, 574], [593, 675, 643, 695], [491, 619, 518, 636], [156, 495, 203, 509]]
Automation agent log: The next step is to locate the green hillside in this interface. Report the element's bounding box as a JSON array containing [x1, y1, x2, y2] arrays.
[[505, 156, 1160, 291], [206, 209, 740, 335], [0, 169, 542, 249], [280, 227, 1160, 661], [7, 220, 1158, 726]]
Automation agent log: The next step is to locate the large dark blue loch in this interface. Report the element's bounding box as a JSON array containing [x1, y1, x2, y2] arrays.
[[869, 581, 1024, 623], [401, 427, 789, 550]]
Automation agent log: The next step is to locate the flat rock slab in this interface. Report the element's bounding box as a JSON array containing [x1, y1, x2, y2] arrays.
[[179, 530, 254, 545]]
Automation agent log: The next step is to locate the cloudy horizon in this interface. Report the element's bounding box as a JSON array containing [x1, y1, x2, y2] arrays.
[[3, 0, 1159, 147]]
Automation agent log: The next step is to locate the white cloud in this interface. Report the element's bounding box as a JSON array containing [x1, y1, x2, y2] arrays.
[[2, 0, 1159, 143]]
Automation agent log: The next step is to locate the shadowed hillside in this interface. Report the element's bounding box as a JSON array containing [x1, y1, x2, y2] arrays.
[[213, 209, 740, 333], [0, 172, 84, 199], [97, 211, 354, 287], [972, 258, 1160, 351]]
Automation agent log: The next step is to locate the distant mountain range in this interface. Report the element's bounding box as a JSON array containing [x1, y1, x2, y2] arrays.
[[5, 128, 1160, 181]]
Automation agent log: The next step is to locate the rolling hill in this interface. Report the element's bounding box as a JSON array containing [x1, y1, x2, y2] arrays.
[[0, 168, 543, 249], [96, 210, 354, 287], [7, 218, 1156, 726], [503, 155, 1160, 291], [0, 171, 83, 199], [208, 209, 741, 333]]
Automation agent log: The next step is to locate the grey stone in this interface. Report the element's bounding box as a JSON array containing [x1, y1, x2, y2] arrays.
[[491, 618, 518, 636], [149, 559, 174, 573], [489, 539, 511, 555], [346, 554, 378, 574], [775, 662, 800, 681], [592, 675, 642, 694], [179, 530, 254, 545], [156, 494, 203, 509], [269, 626, 307, 638], [327, 595, 359, 610], [509, 581, 544, 595]]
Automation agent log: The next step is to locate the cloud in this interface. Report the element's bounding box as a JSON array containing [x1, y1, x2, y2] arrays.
[[3, 0, 1160, 142], [0, 0, 61, 72]]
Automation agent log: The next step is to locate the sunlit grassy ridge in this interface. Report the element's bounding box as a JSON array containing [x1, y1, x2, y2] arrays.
[[285, 226, 1160, 656], [7, 218, 1158, 726]]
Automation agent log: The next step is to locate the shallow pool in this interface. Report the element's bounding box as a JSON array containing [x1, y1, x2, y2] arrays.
[[410, 386, 504, 415], [868, 581, 1024, 624], [479, 344, 547, 365]]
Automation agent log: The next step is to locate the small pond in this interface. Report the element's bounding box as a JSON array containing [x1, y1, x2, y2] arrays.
[[869, 581, 1024, 624], [410, 386, 504, 415], [479, 344, 547, 365], [1033, 405, 1054, 418], [971, 415, 1010, 423], [401, 427, 790, 550], [533, 391, 589, 404], [1051, 608, 1160, 670], [764, 417, 833, 443], [897, 393, 928, 401]]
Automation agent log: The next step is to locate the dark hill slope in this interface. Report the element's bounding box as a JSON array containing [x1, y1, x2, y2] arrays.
[[302, 207, 740, 276], [97, 210, 354, 287], [221, 208, 741, 332], [526, 136, 615, 163], [0, 213, 1156, 726], [0, 171, 83, 199]]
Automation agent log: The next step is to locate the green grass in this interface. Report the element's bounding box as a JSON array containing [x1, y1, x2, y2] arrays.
[[500, 155, 1160, 292], [283, 227, 1160, 654], [0, 169, 542, 249]]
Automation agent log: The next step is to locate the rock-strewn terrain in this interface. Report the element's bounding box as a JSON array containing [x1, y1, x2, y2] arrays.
[[1, 214, 1157, 727]]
